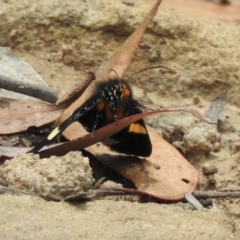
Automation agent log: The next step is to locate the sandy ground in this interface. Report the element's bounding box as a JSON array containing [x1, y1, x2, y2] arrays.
[[0, 196, 236, 240], [0, 0, 240, 239]]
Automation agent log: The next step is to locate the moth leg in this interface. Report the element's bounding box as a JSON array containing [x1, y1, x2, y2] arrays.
[[92, 114, 100, 132]]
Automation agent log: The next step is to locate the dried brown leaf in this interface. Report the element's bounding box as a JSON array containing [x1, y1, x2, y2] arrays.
[[57, 0, 163, 141], [95, 0, 162, 81], [90, 128, 198, 201], [36, 106, 213, 158], [0, 98, 62, 134]]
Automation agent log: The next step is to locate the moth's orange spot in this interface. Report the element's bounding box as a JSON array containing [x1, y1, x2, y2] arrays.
[[129, 123, 147, 135], [121, 84, 131, 100]]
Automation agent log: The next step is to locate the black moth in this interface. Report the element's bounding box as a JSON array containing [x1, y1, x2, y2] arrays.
[[28, 79, 152, 157]]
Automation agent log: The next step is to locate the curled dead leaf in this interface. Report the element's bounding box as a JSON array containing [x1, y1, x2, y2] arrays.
[[36, 106, 213, 158]]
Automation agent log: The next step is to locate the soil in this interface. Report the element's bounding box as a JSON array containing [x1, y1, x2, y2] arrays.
[[0, 0, 240, 239]]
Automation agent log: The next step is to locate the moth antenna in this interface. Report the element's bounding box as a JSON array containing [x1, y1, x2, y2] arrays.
[[110, 69, 120, 79], [126, 65, 173, 80], [110, 68, 121, 87]]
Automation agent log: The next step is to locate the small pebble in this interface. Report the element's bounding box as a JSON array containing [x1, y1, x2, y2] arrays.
[[202, 162, 218, 175]]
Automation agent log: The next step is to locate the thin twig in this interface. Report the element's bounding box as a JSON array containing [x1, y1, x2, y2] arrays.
[[193, 190, 240, 199], [0, 74, 57, 103], [0, 185, 36, 197]]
